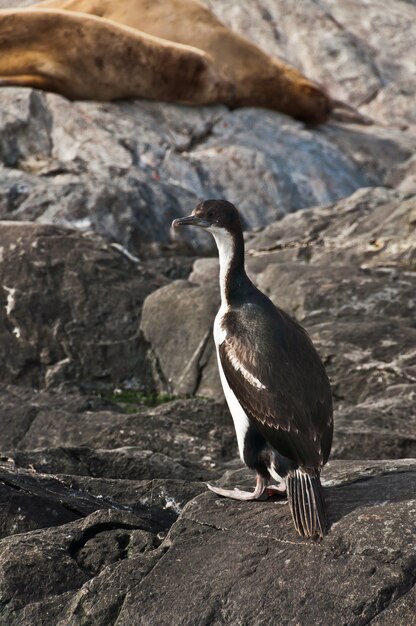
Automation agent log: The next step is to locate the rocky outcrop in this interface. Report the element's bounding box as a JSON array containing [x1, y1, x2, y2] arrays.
[[0, 452, 414, 625], [0, 387, 414, 626], [0, 2, 415, 625], [0, 93, 414, 258], [0, 385, 237, 475], [0, 186, 413, 460], [0, 221, 165, 390], [204, 0, 416, 128], [0, 88, 397, 258], [0, 1, 415, 256]]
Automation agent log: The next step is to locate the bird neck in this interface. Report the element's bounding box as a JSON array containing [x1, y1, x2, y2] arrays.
[[210, 226, 251, 306]]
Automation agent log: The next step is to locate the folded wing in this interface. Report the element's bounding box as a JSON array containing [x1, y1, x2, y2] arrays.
[[218, 302, 333, 470]]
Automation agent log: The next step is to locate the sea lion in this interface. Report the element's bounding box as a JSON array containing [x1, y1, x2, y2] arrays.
[[0, 0, 331, 122], [0, 8, 232, 103]]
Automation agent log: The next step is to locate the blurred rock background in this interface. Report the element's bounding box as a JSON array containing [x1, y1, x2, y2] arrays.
[[0, 1, 415, 624]]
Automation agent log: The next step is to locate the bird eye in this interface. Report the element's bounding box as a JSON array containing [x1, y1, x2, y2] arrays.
[[208, 210, 215, 219]]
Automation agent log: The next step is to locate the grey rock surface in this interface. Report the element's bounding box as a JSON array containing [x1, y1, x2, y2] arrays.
[[0, 458, 414, 625], [0, 221, 165, 390], [0, 0, 415, 254], [0, 94, 414, 257], [2, 89, 407, 257], [0, 385, 237, 475], [0, 3, 415, 624], [117, 460, 416, 626], [204, 0, 416, 127]]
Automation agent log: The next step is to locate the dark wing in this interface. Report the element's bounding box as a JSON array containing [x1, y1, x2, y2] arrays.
[[219, 299, 333, 470]]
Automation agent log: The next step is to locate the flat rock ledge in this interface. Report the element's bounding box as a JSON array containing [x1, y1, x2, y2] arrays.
[[0, 458, 414, 626]]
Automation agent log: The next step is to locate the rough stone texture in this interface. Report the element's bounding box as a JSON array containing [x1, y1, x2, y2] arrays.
[[140, 280, 221, 396], [0, 378, 415, 625], [0, 385, 237, 475], [2, 89, 407, 257], [204, 0, 416, 127], [141, 187, 416, 460], [0, 3, 415, 624], [0, 459, 414, 625], [0, 221, 165, 390], [0, 1, 415, 253], [116, 461, 416, 626]]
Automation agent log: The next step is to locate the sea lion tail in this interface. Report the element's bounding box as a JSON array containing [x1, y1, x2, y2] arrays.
[[286, 469, 327, 539]]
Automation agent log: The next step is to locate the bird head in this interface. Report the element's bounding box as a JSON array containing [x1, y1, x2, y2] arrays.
[[172, 199, 242, 233]]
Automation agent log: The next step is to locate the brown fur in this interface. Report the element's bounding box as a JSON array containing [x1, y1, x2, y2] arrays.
[[0, 0, 331, 122], [0, 8, 233, 103]]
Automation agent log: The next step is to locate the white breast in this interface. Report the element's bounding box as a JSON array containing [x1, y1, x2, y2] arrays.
[[214, 308, 249, 461], [213, 304, 227, 345]]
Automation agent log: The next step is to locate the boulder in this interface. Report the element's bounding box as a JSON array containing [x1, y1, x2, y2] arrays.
[[116, 460, 416, 626], [0, 221, 165, 390], [0, 385, 237, 473], [204, 0, 416, 127], [0, 505, 165, 621], [140, 280, 221, 396], [0, 459, 414, 625], [165, 109, 377, 228], [1, 86, 415, 256]]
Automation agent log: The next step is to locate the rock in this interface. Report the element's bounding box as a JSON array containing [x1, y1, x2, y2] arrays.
[[247, 186, 416, 268], [0, 157, 213, 258], [392, 154, 416, 194], [1, 86, 415, 256], [319, 122, 416, 189], [141, 187, 416, 460], [0, 459, 414, 625], [140, 280, 220, 396], [0, 89, 52, 168], [369, 586, 416, 626], [0, 385, 237, 474], [0, 459, 168, 539], [6, 447, 202, 481], [166, 109, 376, 228], [57, 475, 206, 519], [0, 507, 163, 617], [0, 467, 80, 540], [115, 460, 416, 626], [204, 0, 416, 127], [0, 221, 165, 390]]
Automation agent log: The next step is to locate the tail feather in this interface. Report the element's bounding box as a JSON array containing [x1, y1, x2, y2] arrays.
[[290, 474, 302, 535], [287, 469, 327, 539]]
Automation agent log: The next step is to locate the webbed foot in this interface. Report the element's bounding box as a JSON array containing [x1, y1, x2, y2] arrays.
[[207, 472, 267, 501]]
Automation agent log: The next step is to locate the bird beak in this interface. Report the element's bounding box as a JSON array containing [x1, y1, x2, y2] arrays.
[[172, 215, 211, 229]]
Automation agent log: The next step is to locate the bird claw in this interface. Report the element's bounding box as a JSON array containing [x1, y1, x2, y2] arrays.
[[207, 477, 286, 501], [207, 483, 264, 500]]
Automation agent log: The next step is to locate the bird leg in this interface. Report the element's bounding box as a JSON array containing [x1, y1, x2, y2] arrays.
[[207, 472, 273, 501], [266, 482, 287, 497]]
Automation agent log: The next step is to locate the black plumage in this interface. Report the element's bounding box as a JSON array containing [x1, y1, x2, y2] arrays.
[[172, 199, 334, 539], [218, 301, 333, 471]]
